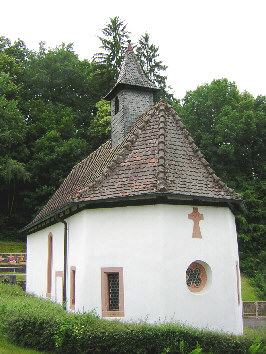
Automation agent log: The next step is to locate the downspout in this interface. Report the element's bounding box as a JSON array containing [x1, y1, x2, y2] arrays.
[[61, 220, 68, 310]]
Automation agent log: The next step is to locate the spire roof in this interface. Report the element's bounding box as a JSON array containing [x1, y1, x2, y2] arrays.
[[105, 44, 158, 100], [26, 100, 243, 231]]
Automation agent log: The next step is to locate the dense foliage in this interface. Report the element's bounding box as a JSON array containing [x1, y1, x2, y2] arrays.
[[1, 284, 265, 353], [0, 36, 114, 238], [0, 18, 265, 297]]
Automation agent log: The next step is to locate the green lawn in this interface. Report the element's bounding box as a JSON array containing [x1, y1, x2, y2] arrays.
[[241, 274, 263, 301], [243, 326, 266, 339], [0, 241, 26, 253], [2, 273, 25, 281], [0, 332, 45, 354]]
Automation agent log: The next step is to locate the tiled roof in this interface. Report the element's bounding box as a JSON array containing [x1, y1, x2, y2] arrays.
[[105, 45, 158, 100], [29, 100, 241, 227]]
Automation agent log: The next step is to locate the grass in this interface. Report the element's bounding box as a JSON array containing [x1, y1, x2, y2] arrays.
[[244, 326, 266, 340], [0, 332, 45, 354], [241, 274, 263, 301], [2, 274, 26, 281], [0, 241, 26, 253]]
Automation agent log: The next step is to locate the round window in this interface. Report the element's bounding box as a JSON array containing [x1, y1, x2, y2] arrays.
[[186, 261, 207, 293]]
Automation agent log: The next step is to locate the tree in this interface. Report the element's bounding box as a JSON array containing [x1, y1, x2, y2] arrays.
[[22, 43, 91, 115], [93, 16, 130, 78], [136, 32, 174, 103], [88, 99, 111, 150], [0, 158, 30, 216], [0, 39, 94, 238], [136, 33, 167, 88], [0, 43, 30, 237], [175, 80, 248, 182]]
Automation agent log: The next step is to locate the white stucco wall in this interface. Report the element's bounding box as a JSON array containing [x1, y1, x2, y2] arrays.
[[27, 204, 243, 335], [26, 222, 64, 302]]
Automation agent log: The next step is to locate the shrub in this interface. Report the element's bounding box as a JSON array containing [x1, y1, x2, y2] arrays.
[[0, 284, 265, 353], [0, 284, 63, 351]]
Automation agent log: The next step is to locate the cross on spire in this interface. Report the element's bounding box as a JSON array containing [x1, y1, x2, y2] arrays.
[[188, 207, 204, 238], [127, 40, 133, 52]]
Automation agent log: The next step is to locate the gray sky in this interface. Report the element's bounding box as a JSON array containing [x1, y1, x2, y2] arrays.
[[1, 0, 265, 99]]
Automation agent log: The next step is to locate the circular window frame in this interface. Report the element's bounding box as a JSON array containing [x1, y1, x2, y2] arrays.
[[186, 261, 211, 294]]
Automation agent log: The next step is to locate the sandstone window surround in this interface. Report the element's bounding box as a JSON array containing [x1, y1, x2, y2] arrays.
[[186, 261, 212, 294], [101, 267, 124, 317], [46, 232, 53, 298], [70, 266, 76, 310], [55, 271, 63, 303]]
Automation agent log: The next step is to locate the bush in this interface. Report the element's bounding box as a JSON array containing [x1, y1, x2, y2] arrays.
[[0, 284, 62, 351], [0, 284, 265, 353]]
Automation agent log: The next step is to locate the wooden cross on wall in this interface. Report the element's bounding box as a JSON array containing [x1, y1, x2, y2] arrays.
[[188, 207, 204, 238]]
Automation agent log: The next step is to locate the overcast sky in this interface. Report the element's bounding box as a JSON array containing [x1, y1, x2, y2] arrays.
[[1, 0, 265, 99]]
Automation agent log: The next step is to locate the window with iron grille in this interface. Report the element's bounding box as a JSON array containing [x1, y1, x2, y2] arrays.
[[108, 273, 119, 310], [186, 261, 208, 293], [101, 267, 124, 317]]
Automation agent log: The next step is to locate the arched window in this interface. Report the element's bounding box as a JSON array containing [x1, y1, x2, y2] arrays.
[[47, 232, 53, 297], [115, 96, 119, 115]]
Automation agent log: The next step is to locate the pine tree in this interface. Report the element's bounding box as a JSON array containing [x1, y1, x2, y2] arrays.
[[136, 32, 168, 91], [93, 16, 130, 79]]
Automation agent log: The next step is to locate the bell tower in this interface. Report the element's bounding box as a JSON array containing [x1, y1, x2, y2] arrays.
[[105, 41, 159, 148]]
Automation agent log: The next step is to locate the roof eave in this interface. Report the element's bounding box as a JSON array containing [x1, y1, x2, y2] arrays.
[[105, 82, 160, 101], [22, 192, 245, 235]]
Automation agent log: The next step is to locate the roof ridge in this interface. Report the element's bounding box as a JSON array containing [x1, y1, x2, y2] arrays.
[[165, 103, 241, 199], [72, 105, 158, 200], [156, 101, 167, 192]]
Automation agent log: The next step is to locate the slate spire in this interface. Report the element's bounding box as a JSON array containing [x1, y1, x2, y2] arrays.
[[106, 41, 159, 148], [105, 41, 158, 100]]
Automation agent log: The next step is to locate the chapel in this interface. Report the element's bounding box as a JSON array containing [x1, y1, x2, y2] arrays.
[[25, 43, 244, 334]]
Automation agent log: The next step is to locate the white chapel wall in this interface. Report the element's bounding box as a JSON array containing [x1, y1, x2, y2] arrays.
[[66, 204, 242, 335], [27, 203, 243, 335], [26, 222, 64, 301]]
